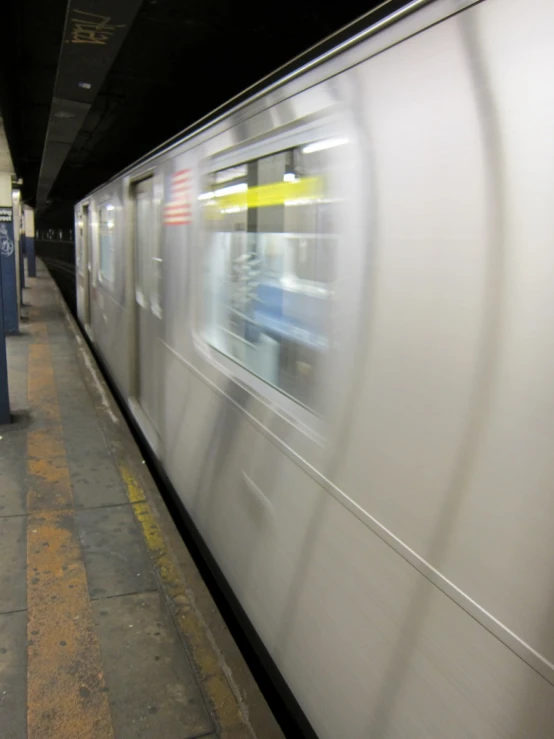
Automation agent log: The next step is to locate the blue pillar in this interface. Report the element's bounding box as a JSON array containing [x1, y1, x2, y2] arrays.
[[19, 211, 25, 293], [24, 206, 36, 278], [0, 209, 19, 335], [19, 236, 25, 292], [0, 231, 10, 424], [10, 190, 23, 325]]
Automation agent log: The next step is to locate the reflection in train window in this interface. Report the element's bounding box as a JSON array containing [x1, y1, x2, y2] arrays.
[[201, 139, 344, 410], [99, 204, 115, 284]]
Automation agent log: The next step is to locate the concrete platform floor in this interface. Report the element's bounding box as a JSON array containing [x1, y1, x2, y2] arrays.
[[0, 264, 284, 739]]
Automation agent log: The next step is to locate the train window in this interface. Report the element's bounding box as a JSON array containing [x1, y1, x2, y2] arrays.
[[151, 211, 163, 319], [201, 139, 342, 411], [77, 218, 85, 277], [135, 194, 150, 304], [98, 204, 115, 284]]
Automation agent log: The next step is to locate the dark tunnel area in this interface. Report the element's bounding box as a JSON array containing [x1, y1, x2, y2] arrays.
[[35, 239, 76, 315]]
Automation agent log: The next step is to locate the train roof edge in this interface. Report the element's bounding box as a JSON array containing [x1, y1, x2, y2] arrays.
[[75, 0, 430, 204]]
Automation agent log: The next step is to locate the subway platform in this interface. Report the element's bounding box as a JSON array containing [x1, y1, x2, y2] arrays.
[[0, 263, 284, 739]]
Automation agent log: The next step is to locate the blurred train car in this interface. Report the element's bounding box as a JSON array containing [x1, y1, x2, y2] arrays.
[[75, 0, 554, 736]]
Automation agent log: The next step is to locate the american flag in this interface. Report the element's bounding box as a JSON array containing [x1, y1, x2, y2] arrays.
[[164, 169, 191, 225]]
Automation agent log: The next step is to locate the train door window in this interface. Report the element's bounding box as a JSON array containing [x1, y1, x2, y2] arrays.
[[98, 203, 115, 284], [133, 176, 162, 433], [88, 209, 95, 286], [201, 137, 344, 411], [151, 191, 163, 319], [77, 211, 85, 277], [78, 204, 92, 325], [135, 194, 150, 306]]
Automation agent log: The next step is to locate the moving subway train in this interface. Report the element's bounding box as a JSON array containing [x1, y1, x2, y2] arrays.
[[75, 0, 554, 736]]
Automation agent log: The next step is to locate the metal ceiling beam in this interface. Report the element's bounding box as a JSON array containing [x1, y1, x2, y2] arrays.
[[36, 0, 143, 212]]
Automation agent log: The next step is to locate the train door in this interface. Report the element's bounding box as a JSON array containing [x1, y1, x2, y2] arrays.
[[82, 204, 92, 326], [133, 177, 161, 434]]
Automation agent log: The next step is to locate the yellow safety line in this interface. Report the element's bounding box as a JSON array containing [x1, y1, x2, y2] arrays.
[[118, 463, 247, 735], [119, 463, 146, 504], [27, 332, 114, 739]]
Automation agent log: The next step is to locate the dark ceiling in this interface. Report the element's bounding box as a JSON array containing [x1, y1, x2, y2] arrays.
[[1, 0, 387, 226]]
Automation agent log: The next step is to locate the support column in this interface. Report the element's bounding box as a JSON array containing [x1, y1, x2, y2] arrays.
[[24, 205, 36, 277], [0, 173, 19, 335], [12, 189, 21, 325], [0, 173, 11, 423], [19, 207, 25, 295]]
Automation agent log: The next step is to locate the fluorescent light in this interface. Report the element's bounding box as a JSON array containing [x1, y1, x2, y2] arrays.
[[283, 173, 297, 182], [214, 183, 247, 197], [302, 138, 349, 154], [105, 204, 115, 211], [198, 192, 214, 201]]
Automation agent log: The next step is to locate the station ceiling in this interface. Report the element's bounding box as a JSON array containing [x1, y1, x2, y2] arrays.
[[1, 0, 388, 225]]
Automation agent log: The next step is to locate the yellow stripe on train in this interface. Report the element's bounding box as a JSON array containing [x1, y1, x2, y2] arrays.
[[203, 176, 323, 213]]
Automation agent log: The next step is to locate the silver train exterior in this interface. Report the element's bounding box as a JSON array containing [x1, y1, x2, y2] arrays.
[[74, 0, 554, 736]]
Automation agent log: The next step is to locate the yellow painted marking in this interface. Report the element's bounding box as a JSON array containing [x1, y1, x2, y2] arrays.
[[27, 430, 73, 510], [119, 463, 146, 503], [122, 475, 247, 731], [27, 337, 114, 738]]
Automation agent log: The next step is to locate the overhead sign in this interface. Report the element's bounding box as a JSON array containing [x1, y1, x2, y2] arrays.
[[0, 208, 13, 223], [0, 223, 14, 258]]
